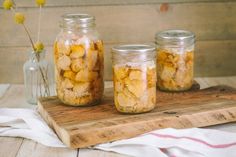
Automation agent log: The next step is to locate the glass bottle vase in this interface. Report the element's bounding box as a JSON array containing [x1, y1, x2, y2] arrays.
[[23, 50, 54, 104]]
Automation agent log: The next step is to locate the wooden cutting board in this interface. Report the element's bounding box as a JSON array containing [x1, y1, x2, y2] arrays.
[[38, 84, 236, 148]]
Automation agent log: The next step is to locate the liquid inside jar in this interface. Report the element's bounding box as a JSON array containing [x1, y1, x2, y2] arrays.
[[156, 48, 193, 91], [54, 36, 104, 106], [112, 44, 156, 113], [113, 60, 156, 113], [155, 30, 195, 92]]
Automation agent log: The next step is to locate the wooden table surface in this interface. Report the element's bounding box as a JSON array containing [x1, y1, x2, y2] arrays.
[[1, 76, 236, 157]]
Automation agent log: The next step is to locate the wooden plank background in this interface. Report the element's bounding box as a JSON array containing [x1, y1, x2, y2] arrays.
[[0, 0, 236, 83]]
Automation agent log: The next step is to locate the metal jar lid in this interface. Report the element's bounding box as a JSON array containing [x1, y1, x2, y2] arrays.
[[60, 13, 95, 29], [112, 44, 155, 54], [155, 30, 195, 46], [112, 44, 156, 62]]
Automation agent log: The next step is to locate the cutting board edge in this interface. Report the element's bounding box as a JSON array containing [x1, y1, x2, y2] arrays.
[[37, 85, 236, 148], [37, 100, 73, 148], [66, 103, 236, 148]]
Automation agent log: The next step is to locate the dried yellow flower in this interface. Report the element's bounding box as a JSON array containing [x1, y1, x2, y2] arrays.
[[34, 42, 44, 53], [3, 0, 13, 10], [36, 0, 46, 6], [14, 12, 25, 24]]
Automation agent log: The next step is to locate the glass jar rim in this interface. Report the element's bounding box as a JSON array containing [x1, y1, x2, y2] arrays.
[[155, 29, 195, 46], [28, 50, 46, 61], [112, 44, 156, 62], [112, 44, 156, 54], [60, 13, 95, 29]]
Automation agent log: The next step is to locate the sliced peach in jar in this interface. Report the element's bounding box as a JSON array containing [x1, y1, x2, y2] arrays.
[[87, 49, 98, 70], [61, 78, 74, 89], [117, 92, 136, 108], [57, 55, 71, 70], [125, 78, 146, 98], [160, 66, 175, 81], [129, 70, 143, 80], [71, 59, 85, 72], [75, 70, 88, 82], [147, 68, 156, 88], [157, 50, 168, 62], [73, 82, 90, 97], [88, 71, 99, 81], [114, 66, 129, 80], [95, 40, 104, 52], [70, 45, 85, 58], [63, 71, 76, 80], [114, 81, 124, 92], [57, 42, 71, 55]]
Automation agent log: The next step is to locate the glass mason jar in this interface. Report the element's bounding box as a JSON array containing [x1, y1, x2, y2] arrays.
[[155, 30, 195, 92], [23, 51, 55, 104], [112, 44, 156, 114], [54, 13, 104, 106]]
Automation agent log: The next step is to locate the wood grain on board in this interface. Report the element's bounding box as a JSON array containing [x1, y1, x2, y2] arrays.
[[38, 85, 236, 148]]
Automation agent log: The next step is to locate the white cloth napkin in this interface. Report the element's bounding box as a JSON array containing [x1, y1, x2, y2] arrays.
[[95, 128, 236, 157], [0, 108, 236, 157], [0, 108, 65, 147]]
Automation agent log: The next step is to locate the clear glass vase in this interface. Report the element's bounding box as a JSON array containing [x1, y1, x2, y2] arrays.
[[23, 50, 55, 104]]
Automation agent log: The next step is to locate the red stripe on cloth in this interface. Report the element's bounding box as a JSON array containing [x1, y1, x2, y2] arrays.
[[149, 132, 236, 149]]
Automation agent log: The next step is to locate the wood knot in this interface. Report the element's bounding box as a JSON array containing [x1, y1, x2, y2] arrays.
[[160, 3, 169, 12], [220, 88, 226, 92], [164, 111, 177, 114]]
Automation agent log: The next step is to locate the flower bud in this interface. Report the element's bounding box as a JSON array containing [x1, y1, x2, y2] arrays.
[[3, 0, 13, 10], [14, 12, 25, 24], [36, 0, 46, 7], [34, 42, 45, 53]]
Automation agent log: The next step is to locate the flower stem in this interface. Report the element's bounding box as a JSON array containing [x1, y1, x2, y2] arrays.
[[11, 5, 35, 51], [22, 23, 36, 51], [35, 53, 50, 96], [12, 0, 17, 9], [37, 5, 42, 42], [9, 0, 50, 98]]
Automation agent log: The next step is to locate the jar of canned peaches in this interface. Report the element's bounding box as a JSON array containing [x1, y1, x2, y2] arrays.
[[155, 30, 195, 92], [54, 13, 104, 106], [112, 44, 156, 114]]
